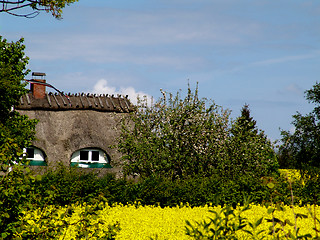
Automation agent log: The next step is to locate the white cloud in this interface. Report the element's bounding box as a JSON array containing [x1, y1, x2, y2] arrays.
[[91, 79, 153, 105], [92, 79, 116, 94]]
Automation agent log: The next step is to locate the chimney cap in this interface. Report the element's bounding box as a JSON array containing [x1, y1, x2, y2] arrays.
[[32, 72, 46, 77]]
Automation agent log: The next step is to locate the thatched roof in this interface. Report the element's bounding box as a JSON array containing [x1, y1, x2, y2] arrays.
[[16, 92, 135, 112]]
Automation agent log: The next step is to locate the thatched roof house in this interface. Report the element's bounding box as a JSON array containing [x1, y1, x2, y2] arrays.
[[16, 73, 135, 175]]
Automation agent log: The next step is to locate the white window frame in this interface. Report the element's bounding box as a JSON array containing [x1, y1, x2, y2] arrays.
[[22, 147, 46, 162], [70, 148, 109, 165]]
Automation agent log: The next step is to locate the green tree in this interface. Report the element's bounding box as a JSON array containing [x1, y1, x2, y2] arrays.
[[279, 82, 320, 170], [0, 0, 78, 18], [0, 36, 37, 172], [0, 36, 38, 237], [118, 85, 231, 180], [226, 104, 278, 179]]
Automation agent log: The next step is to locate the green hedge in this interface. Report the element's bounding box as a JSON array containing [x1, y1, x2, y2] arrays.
[[24, 165, 320, 207]]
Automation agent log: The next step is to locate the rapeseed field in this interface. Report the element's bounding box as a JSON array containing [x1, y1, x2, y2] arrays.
[[19, 203, 320, 239]]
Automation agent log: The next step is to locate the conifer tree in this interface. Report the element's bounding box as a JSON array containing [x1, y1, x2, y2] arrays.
[[226, 104, 278, 178]]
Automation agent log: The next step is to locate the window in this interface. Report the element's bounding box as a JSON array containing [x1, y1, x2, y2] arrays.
[[80, 150, 89, 160], [92, 151, 99, 161], [26, 147, 34, 158], [79, 150, 99, 162], [22, 146, 47, 166], [70, 148, 111, 168]]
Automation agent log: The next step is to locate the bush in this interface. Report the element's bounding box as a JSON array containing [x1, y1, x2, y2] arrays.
[[33, 164, 103, 206], [15, 165, 315, 208]]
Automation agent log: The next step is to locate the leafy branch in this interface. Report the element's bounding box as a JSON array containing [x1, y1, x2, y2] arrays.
[[0, 0, 78, 18]]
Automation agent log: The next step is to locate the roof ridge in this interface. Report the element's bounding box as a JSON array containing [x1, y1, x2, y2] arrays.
[[16, 92, 135, 113]]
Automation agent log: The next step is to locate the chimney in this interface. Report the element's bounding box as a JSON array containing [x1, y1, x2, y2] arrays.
[[31, 72, 46, 99]]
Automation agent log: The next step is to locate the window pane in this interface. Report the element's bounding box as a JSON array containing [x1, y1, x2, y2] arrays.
[[26, 148, 34, 158], [80, 151, 89, 160], [92, 151, 99, 161]]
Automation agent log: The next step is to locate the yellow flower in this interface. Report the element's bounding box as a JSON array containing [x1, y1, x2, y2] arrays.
[[19, 203, 320, 239]]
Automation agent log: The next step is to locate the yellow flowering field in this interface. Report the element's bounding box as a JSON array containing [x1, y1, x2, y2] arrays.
[[19, 203, 320, 239]]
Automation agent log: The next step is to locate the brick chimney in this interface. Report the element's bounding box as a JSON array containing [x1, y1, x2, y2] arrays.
[[31, 72, 46, 99]]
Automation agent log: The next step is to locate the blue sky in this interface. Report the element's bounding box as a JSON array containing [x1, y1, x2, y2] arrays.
[[1, 0, 320, 141]]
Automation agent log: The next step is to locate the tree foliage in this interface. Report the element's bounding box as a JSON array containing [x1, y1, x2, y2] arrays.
[[0, 0, 78, 18], [227, 104, 278, 178], [118, 86, 278, 180], [118, 85, 231, 180], [0, 36, 38, 237], [0, 36, 37, 171], [279, 82, 320, 170]]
